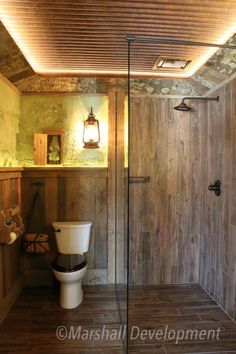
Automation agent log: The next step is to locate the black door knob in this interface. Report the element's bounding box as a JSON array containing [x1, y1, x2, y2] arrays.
[[208, 180, 221, 196]]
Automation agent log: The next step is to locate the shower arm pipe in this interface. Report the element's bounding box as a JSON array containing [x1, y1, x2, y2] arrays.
[[126, 36, 236, 49], [181, 96, 220, 104]]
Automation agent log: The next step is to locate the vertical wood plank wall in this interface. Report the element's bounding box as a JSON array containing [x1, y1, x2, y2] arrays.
[[0, 168, 24, 323], [21, 168, 108, 285], [108, 89, 126, 284], [129, 96, 202, 284], [2, 83, 236, 323], [200, 77, 236, 320]]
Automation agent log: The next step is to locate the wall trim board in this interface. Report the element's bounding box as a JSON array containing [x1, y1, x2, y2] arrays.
[[0, 168, 23, 172], [0, 275, 24, 325], [0, 167, 108, 179], [22, 167, 108, 178], [202, 285, 236, 325], [23, 167, 107, 171], [0, 73, 21, 96], [22, 92, 186, 99], [130, 94, 188, 99], [21, 92, 108, 97], [204, 71, 236, 96]]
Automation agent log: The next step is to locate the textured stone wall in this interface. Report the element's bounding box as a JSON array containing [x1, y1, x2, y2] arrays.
[[18, 95, 108, 167], [0, 78, 20, 166]]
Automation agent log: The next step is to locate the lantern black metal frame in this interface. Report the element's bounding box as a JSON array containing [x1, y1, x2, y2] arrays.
[[83, 107, 100, 149]]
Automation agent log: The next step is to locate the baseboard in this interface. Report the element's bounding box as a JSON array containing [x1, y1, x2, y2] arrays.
[[0, 275, 24, 325], [201, 284, 236, 324]]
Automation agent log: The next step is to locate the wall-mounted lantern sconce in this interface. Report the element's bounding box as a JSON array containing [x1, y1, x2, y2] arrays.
[[83, 107, 100, 149]]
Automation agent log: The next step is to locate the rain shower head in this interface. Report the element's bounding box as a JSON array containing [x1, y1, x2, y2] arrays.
[[174, 100, 191, 111], [174, 96, 219, 111]]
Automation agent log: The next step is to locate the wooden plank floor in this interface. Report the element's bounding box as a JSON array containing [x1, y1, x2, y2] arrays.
[[0, 285, 125, 354], [1, 284, 236, 353], [128, 284, 236, 353]]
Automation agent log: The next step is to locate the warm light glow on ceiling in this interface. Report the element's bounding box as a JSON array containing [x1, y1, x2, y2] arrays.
[[0, 1, 236, 78], [0, 14, 42, 72]]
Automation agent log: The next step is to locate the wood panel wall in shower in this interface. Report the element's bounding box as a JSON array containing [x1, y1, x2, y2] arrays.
[[129, 96, 202, 284], [200, 77, 236, 320]]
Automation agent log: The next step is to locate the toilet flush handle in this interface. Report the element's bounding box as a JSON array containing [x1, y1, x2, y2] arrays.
[[53, 228, 61, 233]]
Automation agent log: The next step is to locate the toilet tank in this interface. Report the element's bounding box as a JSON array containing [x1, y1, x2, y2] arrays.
[[53, 221, 92, 254]]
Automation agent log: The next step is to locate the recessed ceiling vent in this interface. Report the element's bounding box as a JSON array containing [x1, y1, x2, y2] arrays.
[[153, 57, 192, 71]]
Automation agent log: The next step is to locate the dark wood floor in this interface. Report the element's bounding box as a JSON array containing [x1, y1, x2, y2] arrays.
[[128, 284, 236, 354], [1, 284, 236, 353], [0, 285, 125, 354]]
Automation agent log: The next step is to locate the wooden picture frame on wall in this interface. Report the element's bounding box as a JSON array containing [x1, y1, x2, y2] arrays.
[[44, 128, 64, 165], [34, 128, 64, 166]]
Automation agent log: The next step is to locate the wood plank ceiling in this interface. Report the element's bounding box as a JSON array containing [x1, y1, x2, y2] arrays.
[[0, 0, 236, 78], [0, 22, 34, 83]]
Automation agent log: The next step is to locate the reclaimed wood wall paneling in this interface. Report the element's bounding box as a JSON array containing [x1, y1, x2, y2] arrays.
[[21, 168, 108, 285], [107, 89, 126, 284], [129, 96, 202, 284], [0, 170, 22, 304], [200, 77, 236, 320]]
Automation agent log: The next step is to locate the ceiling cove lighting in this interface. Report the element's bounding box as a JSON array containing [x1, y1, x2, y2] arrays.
[[0, 2, 236, 77], [126, 31, 236, 78]]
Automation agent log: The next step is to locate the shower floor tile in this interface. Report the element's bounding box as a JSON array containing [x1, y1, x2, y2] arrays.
[[128, 284, 236, 354]]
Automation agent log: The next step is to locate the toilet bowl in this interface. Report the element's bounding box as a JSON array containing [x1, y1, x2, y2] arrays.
[[52, 254, 87, 309], [52, 221, 92, 309]]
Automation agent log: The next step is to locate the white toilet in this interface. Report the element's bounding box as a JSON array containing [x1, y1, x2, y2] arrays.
[[52, 221, 92, 309]]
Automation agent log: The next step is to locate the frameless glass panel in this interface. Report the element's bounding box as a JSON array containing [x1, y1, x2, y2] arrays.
[[127, 37, 211, 353], [114, 35, 210, 352], [111, 88, 128, 353]]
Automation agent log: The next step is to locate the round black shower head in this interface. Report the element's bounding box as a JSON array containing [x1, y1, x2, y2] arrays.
[[174, 101, 191, 111], [174, 95, 219, 112]]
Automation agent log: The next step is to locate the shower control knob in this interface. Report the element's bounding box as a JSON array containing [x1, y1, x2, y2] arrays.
[[208, 180, 221, 196]]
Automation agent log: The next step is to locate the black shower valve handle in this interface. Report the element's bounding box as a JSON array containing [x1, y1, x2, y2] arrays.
[[208, 180, 221, 196]]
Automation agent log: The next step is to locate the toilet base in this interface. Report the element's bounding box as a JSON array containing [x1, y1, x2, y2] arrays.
[[60, 281, 83, 309]]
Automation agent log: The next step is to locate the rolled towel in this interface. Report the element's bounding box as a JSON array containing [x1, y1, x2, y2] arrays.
[[7, 232, 17, 245]]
